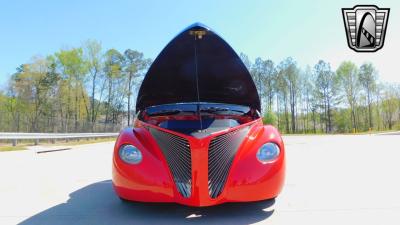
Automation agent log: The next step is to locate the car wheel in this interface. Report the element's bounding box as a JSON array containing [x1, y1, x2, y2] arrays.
[[119, 197, 130, 203]]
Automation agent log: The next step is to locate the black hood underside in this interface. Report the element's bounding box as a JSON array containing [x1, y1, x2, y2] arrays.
[[136, 23, 260, 112]]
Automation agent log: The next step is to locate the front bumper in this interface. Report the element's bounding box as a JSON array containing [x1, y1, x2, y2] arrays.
[[112, 121, 285, 207]]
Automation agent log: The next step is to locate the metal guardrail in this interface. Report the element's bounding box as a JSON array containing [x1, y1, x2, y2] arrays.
[[0, 133, 119, 146]]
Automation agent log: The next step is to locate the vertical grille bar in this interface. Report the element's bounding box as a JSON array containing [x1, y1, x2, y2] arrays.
[[208, 126, 249, 198], [149, 128, 192, 198]]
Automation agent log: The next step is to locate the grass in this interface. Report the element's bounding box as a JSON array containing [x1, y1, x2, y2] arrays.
[[0, 137, 116, 152], [0, 146, 28, 152], [55, 137, 116, 146]]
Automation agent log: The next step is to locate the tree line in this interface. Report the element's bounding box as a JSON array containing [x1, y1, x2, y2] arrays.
[[0, 40, 151, 132], [0, 40, 399, 133], [240, 53, 400, 133]]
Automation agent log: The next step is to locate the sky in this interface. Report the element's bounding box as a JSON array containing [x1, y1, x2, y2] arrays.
[[0, 0, 399, 88]]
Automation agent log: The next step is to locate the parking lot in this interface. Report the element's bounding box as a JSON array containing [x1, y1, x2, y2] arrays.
[[1, 134, 399, 225]]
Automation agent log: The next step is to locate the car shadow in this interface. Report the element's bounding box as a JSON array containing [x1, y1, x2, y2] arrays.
[[19, 180, 275, 225]]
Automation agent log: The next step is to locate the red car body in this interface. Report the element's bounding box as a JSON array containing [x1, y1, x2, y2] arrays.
[[112, 23, 285, 207]]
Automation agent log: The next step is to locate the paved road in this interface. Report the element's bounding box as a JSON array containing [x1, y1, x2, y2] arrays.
[[0, 134, 399, 225]]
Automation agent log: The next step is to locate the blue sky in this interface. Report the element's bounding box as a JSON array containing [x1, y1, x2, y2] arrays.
[[0, 0, 398, 87]]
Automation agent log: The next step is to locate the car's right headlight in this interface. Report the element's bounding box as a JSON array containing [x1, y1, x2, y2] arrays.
[[119, 145, 142, 164], [256, 142, 280, 163]]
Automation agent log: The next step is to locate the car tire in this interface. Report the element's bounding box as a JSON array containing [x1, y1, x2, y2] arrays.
[[119, 197, 130, 203]]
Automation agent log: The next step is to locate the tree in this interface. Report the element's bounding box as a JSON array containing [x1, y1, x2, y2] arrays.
[[2, 45, 400, 134], [276, 64, 289, 133], [249, 57, 277, 114], [277, 58, 299, 133], [395, 84, 400, 123], [239, 53, 252, 71], [263, 110, 277, 126], [299, 66, 314, 133], [104, 49, 124, 126], [55, 48, 89, 131], [286, 58, 299, 133], [123, 49, 151, 126], [6, 57, 60, 132], [251, 57, 266, 101], [337, 61, 359, 132], [374, 83, 384, 130], [381, 84, 397, 129], [314, 60, 337, 133], [262, 59, 277, 112], [84, 40, 104, 129], [359, 63, 377, 130]]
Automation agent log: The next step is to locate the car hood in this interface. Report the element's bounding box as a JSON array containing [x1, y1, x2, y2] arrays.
[[136, 23, 260, 112]]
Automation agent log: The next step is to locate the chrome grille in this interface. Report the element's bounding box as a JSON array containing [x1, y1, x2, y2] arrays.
[[149, 128, 192, 198], [208, 126, 250, 198]]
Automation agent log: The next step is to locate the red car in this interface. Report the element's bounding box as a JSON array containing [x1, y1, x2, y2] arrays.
[[112, 23, 285, 207]]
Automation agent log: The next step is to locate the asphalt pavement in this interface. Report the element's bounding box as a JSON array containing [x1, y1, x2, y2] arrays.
[[0, 134, 399, 225]]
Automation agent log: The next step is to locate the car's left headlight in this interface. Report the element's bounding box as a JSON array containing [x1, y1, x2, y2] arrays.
[[119, 145, 142, 164], [256, 143, 280, 163]]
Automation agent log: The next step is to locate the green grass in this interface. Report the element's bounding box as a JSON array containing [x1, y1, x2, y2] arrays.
[[58, 137, 116, 146], [0, 137, 116, 152], [0, 146, 28, 152]]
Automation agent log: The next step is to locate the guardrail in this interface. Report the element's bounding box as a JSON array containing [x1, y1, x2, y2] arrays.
[[0, 133, 119, 146]]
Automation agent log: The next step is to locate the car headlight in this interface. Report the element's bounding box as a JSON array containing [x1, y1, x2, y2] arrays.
[[256, 143, 280, 163], [119, 145, 142, 164]]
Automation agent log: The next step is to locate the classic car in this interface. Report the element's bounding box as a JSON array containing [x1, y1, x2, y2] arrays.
[[112, 23, 285, 206]]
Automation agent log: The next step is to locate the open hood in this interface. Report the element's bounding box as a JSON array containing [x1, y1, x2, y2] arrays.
[[136, 23, 261, 112]]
